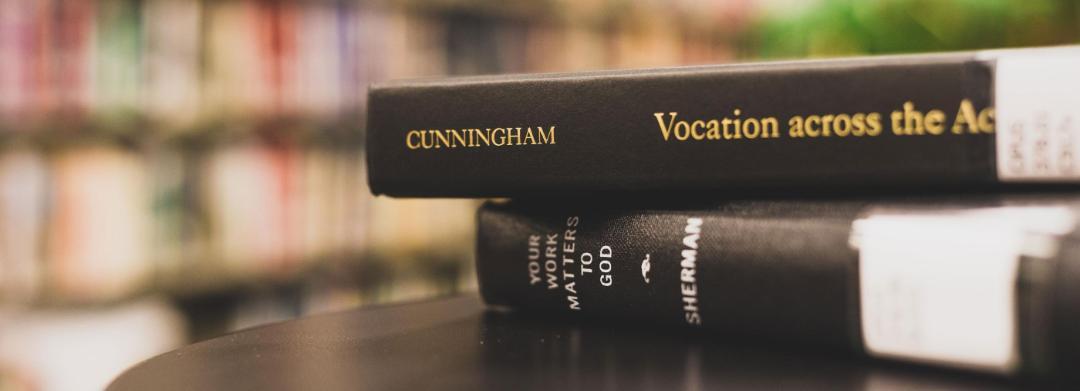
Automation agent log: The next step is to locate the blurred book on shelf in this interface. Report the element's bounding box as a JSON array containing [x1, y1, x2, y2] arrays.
[[0, 0, 772, 310]]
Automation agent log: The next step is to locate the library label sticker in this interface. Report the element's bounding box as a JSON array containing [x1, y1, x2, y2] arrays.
[[991, 47, 1080, 180], [852, 207, 1074, 373], [850, 207, 1070, 374]]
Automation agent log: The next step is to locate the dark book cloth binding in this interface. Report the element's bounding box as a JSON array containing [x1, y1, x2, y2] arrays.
[[368, 47, 1080, 197], [475, 197, 1080, 378]]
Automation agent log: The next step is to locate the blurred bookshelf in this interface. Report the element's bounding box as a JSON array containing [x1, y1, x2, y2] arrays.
[[0, 0, 762, 312], [0, 0, 1077, 389]]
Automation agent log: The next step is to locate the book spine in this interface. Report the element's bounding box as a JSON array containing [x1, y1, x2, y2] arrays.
[[368, 52, 1002, 197], [477, 202, 864, 350], [367, 48, 1080, 197], [476, 201, 1077, 376]]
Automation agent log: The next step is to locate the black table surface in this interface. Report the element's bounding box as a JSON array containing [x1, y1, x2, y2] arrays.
[[110, 294, 1041, 390]]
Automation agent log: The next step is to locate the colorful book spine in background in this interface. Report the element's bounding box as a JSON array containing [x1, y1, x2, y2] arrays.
[[48, 147, 150, 299], [0, 149, 47, 301], [142, 0, 202, 126], [95, 0, 142, 118], [367, 47, 1080, 197], [476, 198, 1080, 377]]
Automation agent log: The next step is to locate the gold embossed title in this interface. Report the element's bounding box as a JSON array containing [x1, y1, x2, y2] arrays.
[[400, 99, 994, 150], [654, 99, 994, 141], [405, 126, 555, 150]]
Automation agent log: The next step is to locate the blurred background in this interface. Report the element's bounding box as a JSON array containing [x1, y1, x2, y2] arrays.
[[0, 0, 1076, 389]]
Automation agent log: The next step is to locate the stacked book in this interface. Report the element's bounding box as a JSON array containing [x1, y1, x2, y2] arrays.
[[366, 46, 1080, 380]]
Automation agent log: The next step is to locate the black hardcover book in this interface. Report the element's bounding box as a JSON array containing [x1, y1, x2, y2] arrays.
[[475, 197, 1080, 378], [367, 46, 1079, 197]]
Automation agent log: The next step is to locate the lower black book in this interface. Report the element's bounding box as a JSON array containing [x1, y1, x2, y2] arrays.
[[476, 197, 1080, 378]]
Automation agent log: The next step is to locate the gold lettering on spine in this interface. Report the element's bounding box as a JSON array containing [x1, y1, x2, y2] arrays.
[[805, 116, 820, 137], [866, 113, 883, 136], [475, 129, 490, 146], [743, 118, 760, 139], [406, 130, 422, 149], [761, 117, 779, 138], [507, 127, 522, 145], [789, 117, 805, 138], [404, 126, 557, 150], [674, 121, 690, 141], [452, 130, 467, 147], [658, 110, 779, 141], [691, 120, 706, 140], [706, 120, 720, 139], [492, 128, 506, 146], [925, 110, 946, 135], [821, 115, 834, 136], [537, 126, 555, 144], [491, 128, 501, 145], [655, 112, 677, 141], [952, 99, 995, 134], [420, 131, 434, 149], [833, 114, 851, 136], [434, 130, 451, 148]]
